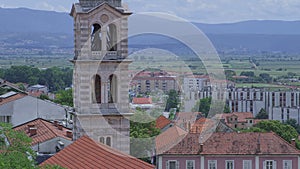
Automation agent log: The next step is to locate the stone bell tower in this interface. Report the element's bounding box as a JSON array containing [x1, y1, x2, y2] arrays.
[[70, 0, 132, 153]]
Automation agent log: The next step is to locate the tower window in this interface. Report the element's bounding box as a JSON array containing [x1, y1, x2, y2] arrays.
[[91, 24, 102, 51], [93, 75, 101, 103], [107, 24, 117, 51], [108, 74, 117, 103]]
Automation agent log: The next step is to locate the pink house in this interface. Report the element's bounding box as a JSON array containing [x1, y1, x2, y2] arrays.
[[156, 132, 300, 169]]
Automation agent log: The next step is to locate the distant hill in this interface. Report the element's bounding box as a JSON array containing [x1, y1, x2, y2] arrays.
[[1, 7, 300, 55], [194, 20, 300, 35], [0, 7, 72, 34]]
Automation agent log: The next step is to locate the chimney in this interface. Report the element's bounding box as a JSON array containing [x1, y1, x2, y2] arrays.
[[188, 121, 191, 131], [29, 127, 37, 136], [58, 124, 63, 130], [256, 142, 261, 153], [66, 130, 73, 139], [199, 143, 204, 153], [54, 120, 58, 127], [291, 138, 296, 147], [27, 124, 35, 133]]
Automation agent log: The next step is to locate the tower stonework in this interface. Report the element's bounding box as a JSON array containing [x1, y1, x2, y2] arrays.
[[70, 0, 132, 153]]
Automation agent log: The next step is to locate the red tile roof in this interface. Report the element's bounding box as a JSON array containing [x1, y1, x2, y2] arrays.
[[163, 132, 300, 155], [175, 112, 201, 130], [132, 97, 152, 104], [155, 125, 187, 155], [0, 93, 26, 105], [28, 91, 45, 97], [219, 112, 254, 123], [156, 115, 172, 129], [14, 118, 72, 146], [190, 118, 217, 134], [41, 135, 155, 169]]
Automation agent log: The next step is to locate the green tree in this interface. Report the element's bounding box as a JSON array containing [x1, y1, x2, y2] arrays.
[[255, 108, 268, 119], [259, 73, 272, 83], [39, 94, 50, 101], [223, 104, 231, 114], [285, 119, 298, 129], [130, 110, 160, 162], [192, 97, 229, 117], [165, 90, 179, 112], [285, 119, 300, 134], [240, 71, 255, 77], [225, 70, 236, 80], [255, 120, 300, 148], [0, 123, 37, 169], [198, 97, 211, 117], [54, 89, 73, 107]]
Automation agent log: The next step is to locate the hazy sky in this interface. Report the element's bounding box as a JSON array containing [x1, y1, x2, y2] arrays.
[[1, 0, 300, 23]]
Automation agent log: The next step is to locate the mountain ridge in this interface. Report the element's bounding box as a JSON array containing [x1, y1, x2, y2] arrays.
[[1, 7, 300, 54]]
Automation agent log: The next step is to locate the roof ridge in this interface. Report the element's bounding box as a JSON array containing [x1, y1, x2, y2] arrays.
[[41, 119, 60, 138]]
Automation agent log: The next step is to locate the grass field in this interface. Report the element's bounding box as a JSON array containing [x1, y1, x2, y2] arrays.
[[0, 54, 299, 91], [0, 55, 73, 69]]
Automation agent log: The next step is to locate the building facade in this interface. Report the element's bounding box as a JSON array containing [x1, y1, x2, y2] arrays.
[[71, 0, 132, 153], [0, 91, 68, 127], [156, 132, 300, 169], [131, 70, 179, 94], [198, 87, 300, 124]]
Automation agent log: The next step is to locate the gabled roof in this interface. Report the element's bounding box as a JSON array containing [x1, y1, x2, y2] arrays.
[[175, 112, 201, 130], [0, 92, 27, 106], [219, 112, 254, 123], [156, 115, 172, 130], [155, 125, 187, 155], [71, 2, 131, 17], [163, 132, 300, 155], [13, 118, 72, 146], [132, 97, 152, 104], [189, 118, 218, 134], [41, 135, 155, 169]]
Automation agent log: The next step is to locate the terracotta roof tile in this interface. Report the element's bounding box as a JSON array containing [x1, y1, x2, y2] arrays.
[[0, 93, 26, 105], [41, 135, 155, 169], [156, 115, 172, 129], [175, 112, 201, 130], [132, 97, 152, 104], [14, 118, 72, 146], [190, 118, 217, 134], [219, 112, 254, 123], [163, 132, 300, 155], [155, 125, 187, 155]]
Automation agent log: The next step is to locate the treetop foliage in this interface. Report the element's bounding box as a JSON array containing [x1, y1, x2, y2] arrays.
[[0, 66, 72, 92]]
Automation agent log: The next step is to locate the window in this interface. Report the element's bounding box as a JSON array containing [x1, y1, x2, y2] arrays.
[[208, 160, 217, 169], [186, 160, 195, 169], [243, 160, 252, 169], [91, 24, 102, 51], [106, 137, 111, 147], [263, 160, 276, 169], [226, 160, 234, 169], [283, 160, 292, 169], [99, 136, 112, 147], [106, 24, 117, 51], [166, 160, 179, 169], [93, 75, 101, 103], [99, 137, 105, 144], [108, 74, 117, 103]]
